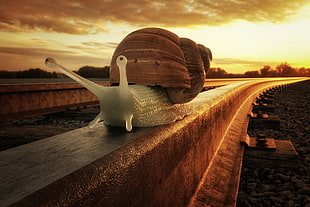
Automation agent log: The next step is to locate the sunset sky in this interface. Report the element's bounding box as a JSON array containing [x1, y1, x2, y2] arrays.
[[1, 0, 310, 74]]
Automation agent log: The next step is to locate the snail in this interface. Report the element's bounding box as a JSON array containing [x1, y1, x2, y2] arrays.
[[45, 28, 212, 131], [110, 27, 212, 104]]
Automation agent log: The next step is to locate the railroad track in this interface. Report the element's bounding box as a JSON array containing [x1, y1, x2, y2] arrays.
[[0, 78, 247, 122], [0, 77, 308, 207]]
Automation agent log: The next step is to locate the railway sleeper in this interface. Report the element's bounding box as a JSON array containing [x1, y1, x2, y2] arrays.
[[248, 111, 280, 130], [252, 102, 275, 113], [241, 134, 299, 169], [256, 96, 274, 104]]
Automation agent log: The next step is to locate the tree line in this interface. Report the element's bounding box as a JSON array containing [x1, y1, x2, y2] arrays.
[[0, 66, 110, 79], [76, 66, 109, 78], [1, 62, 309, 79], [208, 62, 310, 78], [0, 68, 58, 78]]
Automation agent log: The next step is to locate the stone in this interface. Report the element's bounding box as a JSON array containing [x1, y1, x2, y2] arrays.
[[259, 184, 271, 192], [275, 183, 293, 192], [242, 168, 250, 176], [279, 190, 293, 200], [253, 169, 259, 177], [274, 173, 290, 182], [294, 180, 307, 190], [251, 193, 264, 198], [247, 196, 257, 204], [273, 179, 281, 186], [283, 200, 294, 207], [262, 192, 276, 197], [297, 187, 310, 195], [270, 196, 284, 204], [237, 190, 247, 204]]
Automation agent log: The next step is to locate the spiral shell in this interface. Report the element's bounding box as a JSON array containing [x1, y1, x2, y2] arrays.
[[110, 27, 212, 104]]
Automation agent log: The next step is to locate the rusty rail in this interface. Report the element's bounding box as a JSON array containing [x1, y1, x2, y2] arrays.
[[0, 77, 308, 207], [0, 82, 107, 122], [0, 79, 247, 122], [0, 79, 243, 122]]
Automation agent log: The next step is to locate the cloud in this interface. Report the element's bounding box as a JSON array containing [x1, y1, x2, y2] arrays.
[[212, 57, 283, 73], [214, 57, 283, 68], [0, 46, 109, 71], [0, 0, 309, 34], [0, 46, 76, 70], [214, 58, 273, 65], [81, 42, 118, 50], [0, 47, 75, 57]]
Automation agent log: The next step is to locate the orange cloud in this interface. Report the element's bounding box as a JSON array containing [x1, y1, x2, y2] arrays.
[[0, 0, 309, 34], [0, 47, 74, 57], [213, 58, 275, 66], [0, 46, 108, 71]]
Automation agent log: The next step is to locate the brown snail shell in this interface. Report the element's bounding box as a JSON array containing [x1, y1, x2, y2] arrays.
[[198, 44, 212, 73], [110, 27, 212, 104]]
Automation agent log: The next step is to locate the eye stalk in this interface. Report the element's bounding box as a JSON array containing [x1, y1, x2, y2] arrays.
[[116, 55, 127, 68], [44, 57, 104, 99], [45, 57, 55, 65]]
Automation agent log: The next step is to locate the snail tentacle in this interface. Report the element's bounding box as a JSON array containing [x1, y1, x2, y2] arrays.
[[116, 55, 134, 131], [45, 57, 106, 98]]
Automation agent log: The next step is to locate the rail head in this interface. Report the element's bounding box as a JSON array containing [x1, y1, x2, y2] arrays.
[[0, 77, 308, 207]]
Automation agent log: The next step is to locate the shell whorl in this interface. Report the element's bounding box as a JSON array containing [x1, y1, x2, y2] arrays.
[[110, 28, 190, 88], [166, 38, 205, 103], [198, 44, 212, 73], [110, 27, 212, 104]]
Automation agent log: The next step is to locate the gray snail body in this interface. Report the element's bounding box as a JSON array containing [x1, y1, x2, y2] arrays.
[[45, 28, 211, 131]]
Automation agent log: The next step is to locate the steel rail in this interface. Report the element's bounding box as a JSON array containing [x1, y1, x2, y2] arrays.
[[0, 77, 308, 207], [0, 78, 246, 122]]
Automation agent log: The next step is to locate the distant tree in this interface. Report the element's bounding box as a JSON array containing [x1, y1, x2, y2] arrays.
[[260, 65, 271, 77], [207, 68, 228, 78], [260, 66, 277, 77], [298, 67, 310, 76], [244, 70, 260, 77], [0, 70, 17, 78], [276, 63, 296, 76], [77, 66, 109, 78], [52, 71, 57, 78], [16, 68, 54, 78], [0, 68, 57, 78]]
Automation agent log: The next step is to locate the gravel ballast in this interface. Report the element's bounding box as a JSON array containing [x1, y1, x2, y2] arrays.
[[237, 80, 310, 207]]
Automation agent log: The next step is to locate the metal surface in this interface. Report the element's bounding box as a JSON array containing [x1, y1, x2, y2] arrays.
[[0, 82, 109, 122], [241, 134, 277, 150], [0, 78, 259, 122], [0, 125, 154, 206], [189, 85, 252, 206]]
